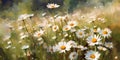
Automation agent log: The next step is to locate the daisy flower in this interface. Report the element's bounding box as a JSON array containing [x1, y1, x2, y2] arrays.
[[47, 3, 60, 9], [34, 30, 44, 38], [67, 40, 77, 48], [85, 50, 101, 60], [100, 28, 112, 38], [18, 14, 34, 21], [69, 52, 78, 60], [97, 46, 107, 51], [67, 21, 78, 28], [76, 29, 85, 38], [63, 25, 71, 31], [86, 35, 102, 46], [56, 41, 71, 53], [76, 45, 88, 51], [52, 25, 59, 32], [105, 42, 113, 48]]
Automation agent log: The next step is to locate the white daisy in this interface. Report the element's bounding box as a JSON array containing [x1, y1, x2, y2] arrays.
[[69, 52, 78, 60], [76, 29, 85, 38], [76, 45, 88, 51], [34, 30, 44, 38], [47, 3, 60, 9], [63, 25, 71, 31], [97, 46, 107, 51], [67, 21, 78, 28], [105, 42, 113, 48], [52, 25, 59, 32], [86, 35, 102, 46], [100, 28, 112, 38], [56, 41, 71, 53], [85, 50, 101, 60], [67, 40, 77, 48], [18, 14, 34, 21]]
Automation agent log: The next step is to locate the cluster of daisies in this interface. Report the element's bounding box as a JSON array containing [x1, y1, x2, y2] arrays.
[[1, 4, 113, 60], [45, 19, 113, 60]]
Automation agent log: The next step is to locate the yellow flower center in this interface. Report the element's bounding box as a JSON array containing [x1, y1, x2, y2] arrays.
[[92, 38, 97, 43], [53, 27, 57, 30], [90, 54, 95, 59], [51, 5, 55, 8], [70, 23, 74, 26], [103, 31, 108, 34], [37, 33, 41, 37], [94, 29, 97, 32], [79, 32, 83, 35], [65, 27, 69, 30], [60, 45, 66, 50]]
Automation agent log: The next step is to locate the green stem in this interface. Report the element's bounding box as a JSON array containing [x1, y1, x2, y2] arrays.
[[63, 53, 66, 60]]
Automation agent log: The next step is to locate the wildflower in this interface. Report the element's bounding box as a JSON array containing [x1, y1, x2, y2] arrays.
[[67, 40, 77, 48], [77, 45, 88, 51], [63, 25, 71, 31], [105, 42, 113, 48], [97, 46, 107, 51], [76, 29, 85, 38], [47, 3, 60, 9], [18, 14, 34, 21], [69, 52, 78, 60], [56, 41, 71, 53], [52, 25, 59, 32], [85, 50, 101, 60], [68, 21, 77, 28], [97, 18, 106, 23], [34, 30, 44, 38], [86, 35, 102, 46], [100, 28, 112, 38]]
